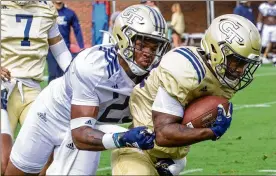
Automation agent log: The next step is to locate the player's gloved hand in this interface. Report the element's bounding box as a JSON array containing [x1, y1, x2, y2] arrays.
[[210, 103, 233, 141], [113, 126, 155, 150], [155, 157, 187, 176]]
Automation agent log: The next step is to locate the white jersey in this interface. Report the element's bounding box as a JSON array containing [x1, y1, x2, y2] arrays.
[[47, 44, 135, 124], [259, 2, 276, 17], [10, 44, 136, 174]]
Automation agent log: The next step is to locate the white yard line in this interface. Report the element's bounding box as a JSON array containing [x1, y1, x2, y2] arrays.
[[97, 167, 111, 172], [180, 168, 203, 175], [255, 72, 276, 77], [234, 101, 276, 110], [258, 170, 276, 173]]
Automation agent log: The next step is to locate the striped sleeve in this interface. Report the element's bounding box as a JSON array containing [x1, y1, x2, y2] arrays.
[[158, 47, 206, 105], [173, 47, 206, 84]]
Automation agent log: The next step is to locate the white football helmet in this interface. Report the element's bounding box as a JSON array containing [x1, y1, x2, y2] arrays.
[[112, 4, 170, 76], [201, 14, 261, 91]]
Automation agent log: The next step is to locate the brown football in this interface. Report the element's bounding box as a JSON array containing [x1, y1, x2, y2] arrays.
[[182, 96, 229, 128]]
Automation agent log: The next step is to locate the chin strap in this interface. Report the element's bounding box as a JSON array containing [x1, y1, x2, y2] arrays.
[[128, 60, 148, 76]]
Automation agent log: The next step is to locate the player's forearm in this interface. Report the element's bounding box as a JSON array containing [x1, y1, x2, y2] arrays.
[[72, 126, 106, 151], [264, 43, 272, 57], [49, 38, 72, 72], [155, 123, 214, 147], [75, 31, 84, 49]]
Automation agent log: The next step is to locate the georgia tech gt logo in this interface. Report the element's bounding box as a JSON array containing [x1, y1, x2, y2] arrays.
[[219, 20, 244, 45], [121, 7, 143, 24]]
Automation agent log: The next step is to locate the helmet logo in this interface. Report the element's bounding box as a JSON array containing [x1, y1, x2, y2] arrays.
[[121, 8, 144, 24], [219, 20, 244, 45]]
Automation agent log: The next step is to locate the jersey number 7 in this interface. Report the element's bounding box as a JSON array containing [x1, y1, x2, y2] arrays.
[[16, 14, 33, 46]]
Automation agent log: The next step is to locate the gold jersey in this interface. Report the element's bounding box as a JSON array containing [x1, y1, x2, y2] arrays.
[[1, 1, 58, 81], [130, 46, 235, 159]]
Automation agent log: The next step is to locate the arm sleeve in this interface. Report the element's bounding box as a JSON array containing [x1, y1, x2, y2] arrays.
[[72, 11, 85, 49], [49, 39, 72, 72], [152, 86, 184, 117], [48, 22, 60, 38], [71, 70, 99, 106], [70, 52, 102, 106]]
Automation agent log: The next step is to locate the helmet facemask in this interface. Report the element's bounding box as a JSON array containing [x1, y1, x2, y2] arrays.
[[118, 26, 170, 76], [215, 42, 261, 91]]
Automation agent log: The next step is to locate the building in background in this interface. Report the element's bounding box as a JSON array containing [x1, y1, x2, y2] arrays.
[[66, 1, 264, 47], [47, 1, 84, 83]]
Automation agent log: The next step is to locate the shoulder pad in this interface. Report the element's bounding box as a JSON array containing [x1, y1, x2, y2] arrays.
[[173, 47, 206, 84]]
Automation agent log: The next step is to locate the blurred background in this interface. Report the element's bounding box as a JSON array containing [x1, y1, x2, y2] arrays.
[[66, 1, 263, 50], [44, 0, 276, 84]]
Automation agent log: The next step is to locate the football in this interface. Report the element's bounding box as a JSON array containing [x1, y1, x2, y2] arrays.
[[182, 96, 229, 128]]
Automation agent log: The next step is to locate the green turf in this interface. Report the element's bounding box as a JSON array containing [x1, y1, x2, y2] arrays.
[[96, 64, 276, 175]]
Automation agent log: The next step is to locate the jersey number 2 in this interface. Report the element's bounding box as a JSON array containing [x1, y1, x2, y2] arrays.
[[16, 14, 33, 46], [98, 94, 131, 123]]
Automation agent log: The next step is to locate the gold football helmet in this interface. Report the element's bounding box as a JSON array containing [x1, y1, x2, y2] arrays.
[[112, 4, 170, 76], [201, 14, 261, 91], [14, 1, 32, 6]]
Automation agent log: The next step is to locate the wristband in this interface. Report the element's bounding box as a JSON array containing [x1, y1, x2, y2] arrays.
[[102, 133, 117, 149], [70, 117, 96, 130]]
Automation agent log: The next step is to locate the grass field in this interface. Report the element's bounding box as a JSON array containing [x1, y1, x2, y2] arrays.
[[96, 64, 276, 175], [16, 64, 276, 175]]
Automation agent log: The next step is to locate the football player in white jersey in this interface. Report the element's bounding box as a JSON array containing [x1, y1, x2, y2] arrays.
[[257, 0, 276, 64], [112, 14, 262, 175], [1, 1, 71, 174], [5, 4, 170, 175]]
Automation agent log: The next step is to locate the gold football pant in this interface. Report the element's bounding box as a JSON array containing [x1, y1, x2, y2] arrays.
[[112, 148, 159, 175], [7, 84, 40, 138]]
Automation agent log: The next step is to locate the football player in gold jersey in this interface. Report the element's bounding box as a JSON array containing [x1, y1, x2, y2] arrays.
[[112, 14, 262, 175], [1, 1, 72, 137], [1, 66, 12, 175], [1, 1, 72, 174]]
